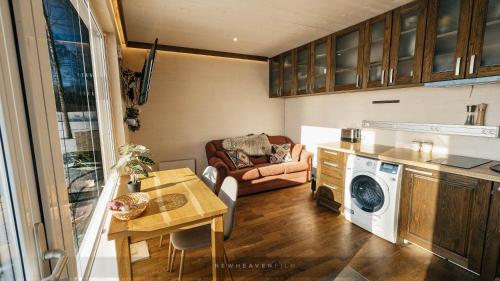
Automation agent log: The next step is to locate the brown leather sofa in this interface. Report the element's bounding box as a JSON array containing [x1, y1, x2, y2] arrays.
[[206, 135, 313, 196]]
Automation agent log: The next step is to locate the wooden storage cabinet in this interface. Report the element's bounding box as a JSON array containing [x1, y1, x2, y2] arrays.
[[363, 12, 392, 88], [311, 36, 331, 93], [482, 182, 500, 280], [269, 55, 282, 97], [423, 0, 473, 82], [468, 0, 500, 78], [295, 44, 311, 95], [389, 0, 427, 85], [268, 0, 500, 97], [317, 148, 346, 209], [282, 51, 295, 96], [331, 24, 365, 91], [399, 166, 492, 273]]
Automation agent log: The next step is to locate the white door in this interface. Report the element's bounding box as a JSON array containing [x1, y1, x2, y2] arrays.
[[9, 0, 118, 279]]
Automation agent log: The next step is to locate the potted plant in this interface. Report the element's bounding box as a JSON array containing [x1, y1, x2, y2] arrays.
[[113, 143, 154, 193]]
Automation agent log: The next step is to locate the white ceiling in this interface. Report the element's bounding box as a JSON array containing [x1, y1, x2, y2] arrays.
[[122, 0, 413, 58]]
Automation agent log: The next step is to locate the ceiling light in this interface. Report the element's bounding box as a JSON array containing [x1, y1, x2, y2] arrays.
[[233, 37, 238, 42]]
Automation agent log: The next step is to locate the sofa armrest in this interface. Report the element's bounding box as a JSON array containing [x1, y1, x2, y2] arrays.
[[299, 149, 314, 181], [208, 156, 230, 194]]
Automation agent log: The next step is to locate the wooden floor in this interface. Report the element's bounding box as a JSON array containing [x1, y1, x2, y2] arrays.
[[132, 183, 480, 281]]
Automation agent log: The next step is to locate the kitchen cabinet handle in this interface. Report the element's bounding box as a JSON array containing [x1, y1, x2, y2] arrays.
[[405, 168, 433, 176], [323, 183, 339, 190], [323, 150, 338, 156], [469, 55, 476, 74], [356, 74, 360, 88], [455, 57, 461, 76], [323, 161, 339, 168], [381, 70, 385, 85], [389, 68, 394, 84]]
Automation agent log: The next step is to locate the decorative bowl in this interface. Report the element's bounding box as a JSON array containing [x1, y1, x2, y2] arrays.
[[109, 192, 149, 221]]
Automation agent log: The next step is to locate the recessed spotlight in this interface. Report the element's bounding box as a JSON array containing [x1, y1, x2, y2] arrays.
[[233, 37, 238, 42]]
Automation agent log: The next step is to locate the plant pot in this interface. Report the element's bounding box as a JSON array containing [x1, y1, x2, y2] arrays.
[[128, 181, 141, 193]]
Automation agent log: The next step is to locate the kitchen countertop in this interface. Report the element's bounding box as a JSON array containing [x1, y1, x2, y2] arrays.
[[318, 141, 500, 183]]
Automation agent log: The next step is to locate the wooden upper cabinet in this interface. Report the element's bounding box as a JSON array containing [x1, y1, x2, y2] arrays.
[[399, 167, 492, 273], [331, 24, 365, 91], [311, 36, 331, 93], [389, 0, 427, 86], [269, 55, 282, 97], [363, 13, 392, 89], [468, 0, 500, 78], [423, 0, 473, 82], [295, 44, 311, 95], [282, 50, 295, 96]]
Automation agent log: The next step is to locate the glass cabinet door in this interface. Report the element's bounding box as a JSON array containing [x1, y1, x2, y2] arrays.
[[282, 51, 293, 96], [269, 56, 281, 97], [364, 13, 392, 88], [333, 25, 364, 91], [296, 45, 310, 95], [312, 37, 330, 93], [423, 0, 473, 81], [468, 0, 500, 77], [389, 0, 427, 85]]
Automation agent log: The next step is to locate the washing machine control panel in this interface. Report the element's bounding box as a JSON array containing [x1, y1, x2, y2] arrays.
[[379, 162, 399, 174]]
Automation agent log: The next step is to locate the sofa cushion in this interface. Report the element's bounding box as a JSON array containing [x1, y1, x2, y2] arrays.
[[291, 144, 303, 162], [270, 144, 292, 164], [283, 161, 309, 174], [215, 151, 237, 170], [226, 150, 254, 169], [257, 163, 285, 177], [229, 167, 260, 181], [250, 155, 268, 165]]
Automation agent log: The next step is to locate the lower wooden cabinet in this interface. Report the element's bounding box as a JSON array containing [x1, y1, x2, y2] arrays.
[[399, 166, 492, 273], [482, 182, 500, 280], [316, 149, 346, 210]]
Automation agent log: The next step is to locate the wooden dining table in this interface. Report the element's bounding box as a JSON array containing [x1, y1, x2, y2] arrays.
[[107, 168, 228, 280]]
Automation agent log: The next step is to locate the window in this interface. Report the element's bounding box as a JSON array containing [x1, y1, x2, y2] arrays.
[[42, 2, 116, 275]]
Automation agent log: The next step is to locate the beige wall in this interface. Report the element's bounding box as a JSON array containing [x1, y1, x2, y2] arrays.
[[121, 48, 285, 175], [285, 84, 500, 162]]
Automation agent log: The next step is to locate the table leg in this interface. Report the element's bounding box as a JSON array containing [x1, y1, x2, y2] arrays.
[[211, 215, 225, 281], [115, 237, 133, 280]]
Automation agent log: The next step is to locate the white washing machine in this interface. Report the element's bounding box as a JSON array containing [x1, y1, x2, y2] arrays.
[[344, 155, 403, 243]]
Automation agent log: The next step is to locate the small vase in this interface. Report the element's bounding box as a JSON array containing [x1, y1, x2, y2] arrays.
[[128, 181, 141, 193]]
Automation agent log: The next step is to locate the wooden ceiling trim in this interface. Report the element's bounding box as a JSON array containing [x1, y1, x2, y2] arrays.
[[127, 41, 268, 61]]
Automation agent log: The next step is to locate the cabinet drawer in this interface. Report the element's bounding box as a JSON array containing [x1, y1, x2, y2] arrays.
[[319, 148, 342, 162], [319, 159, 343, 177], [319, 173, 344, 190]]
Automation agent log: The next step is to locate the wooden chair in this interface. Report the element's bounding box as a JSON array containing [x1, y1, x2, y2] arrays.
[[167, 176, 238, 281]]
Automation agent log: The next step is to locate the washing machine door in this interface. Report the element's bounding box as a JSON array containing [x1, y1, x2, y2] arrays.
[[350, 173, 389, 215]]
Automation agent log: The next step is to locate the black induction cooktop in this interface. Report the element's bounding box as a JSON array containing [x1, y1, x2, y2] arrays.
[[428, 155, 491, 169]]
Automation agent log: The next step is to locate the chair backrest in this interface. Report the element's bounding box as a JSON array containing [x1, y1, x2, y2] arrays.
[[201, 166, 217, 192], [218, 176, 238, 240]]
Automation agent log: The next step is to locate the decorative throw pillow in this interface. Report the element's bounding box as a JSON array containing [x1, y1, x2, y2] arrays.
[[226, 150, 254, 169], [270, 144, 292, 164]]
